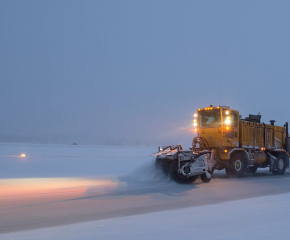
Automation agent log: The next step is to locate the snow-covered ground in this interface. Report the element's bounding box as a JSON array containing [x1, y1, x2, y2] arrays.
[[0, 143, 157, 178], [2, 192, 290, 240], [1, 143, 289, 240]]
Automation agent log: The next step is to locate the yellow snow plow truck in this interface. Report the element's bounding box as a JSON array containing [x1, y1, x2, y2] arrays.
[[154, 105, 290, 183]]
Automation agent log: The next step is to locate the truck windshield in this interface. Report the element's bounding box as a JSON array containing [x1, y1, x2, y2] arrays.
[[199, 109, 221, 128]]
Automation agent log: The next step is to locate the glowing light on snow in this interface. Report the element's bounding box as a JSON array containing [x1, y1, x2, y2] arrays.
[[0, 178, 119, 198]]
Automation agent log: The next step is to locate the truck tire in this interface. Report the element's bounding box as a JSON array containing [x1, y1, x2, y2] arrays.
[[272, 153, 288, 175], [226, 153, 247, 178], [169, 161, 198, 184], [201, 173, 211, 183], [247, 165, 258, 174]]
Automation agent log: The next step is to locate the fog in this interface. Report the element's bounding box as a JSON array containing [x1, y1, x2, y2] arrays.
[[1, 1, 290, 146]]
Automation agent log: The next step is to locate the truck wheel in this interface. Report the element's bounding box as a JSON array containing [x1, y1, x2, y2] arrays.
[[226, 153, 246, 178], [169, 161, 198, 184], [201, 173, 211, 183], [247, 165, 258, 174], [272, 153, 288, 175]]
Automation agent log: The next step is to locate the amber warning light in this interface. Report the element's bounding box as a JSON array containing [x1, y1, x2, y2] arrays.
[[193, 113, 198, 132]]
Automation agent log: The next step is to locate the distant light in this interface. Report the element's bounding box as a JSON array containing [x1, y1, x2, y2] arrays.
[[20, 154, 26, 158], [225, 119, 231, 124], [194, 113, 198, 118], [226, 126, 230, 130], [193, 123, 197, 127], [198, 109, 201, 111], [225, 110, 229, 115], [194, 128, 198, 132], [224, 149, 228, 153], [193, 119, 197, 123]]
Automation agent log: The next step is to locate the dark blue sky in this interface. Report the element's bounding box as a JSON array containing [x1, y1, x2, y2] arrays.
[[1, 1, 290, 145]]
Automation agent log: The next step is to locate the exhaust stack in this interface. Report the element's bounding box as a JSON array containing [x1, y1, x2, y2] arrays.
[[286, 122, 290, 155]]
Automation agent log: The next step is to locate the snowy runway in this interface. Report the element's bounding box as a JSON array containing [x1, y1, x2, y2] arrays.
[[1, 143, 290, 239], [2, 192, 290, 240]]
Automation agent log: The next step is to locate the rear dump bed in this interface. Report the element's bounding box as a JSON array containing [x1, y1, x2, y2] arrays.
[[239, 121, 286, 149]]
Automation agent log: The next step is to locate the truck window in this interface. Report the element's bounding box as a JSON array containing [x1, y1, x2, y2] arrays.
[[199, 110, 221, 128], [223, 111, 238, 127]]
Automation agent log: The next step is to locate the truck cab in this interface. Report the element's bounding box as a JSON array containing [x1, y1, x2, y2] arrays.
[[195, 106, 239, 160]]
